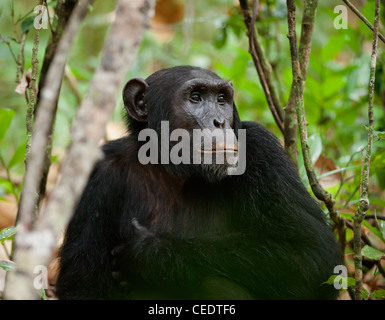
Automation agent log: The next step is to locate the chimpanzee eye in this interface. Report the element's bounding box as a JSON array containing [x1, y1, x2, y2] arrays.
[[217, 94, 226, 104], [190, 92, 201, 102]]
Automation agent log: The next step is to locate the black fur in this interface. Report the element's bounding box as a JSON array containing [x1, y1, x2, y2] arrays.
[[56, 66, 342, 299]]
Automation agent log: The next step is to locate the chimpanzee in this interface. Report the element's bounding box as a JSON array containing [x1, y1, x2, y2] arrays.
[[55, 66, 343, 300]]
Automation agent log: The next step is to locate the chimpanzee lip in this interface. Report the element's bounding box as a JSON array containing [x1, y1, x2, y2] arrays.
[[198, 143, 238, 153]]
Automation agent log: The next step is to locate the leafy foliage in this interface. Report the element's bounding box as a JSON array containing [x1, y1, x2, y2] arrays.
[[0, 226, 16, 271]]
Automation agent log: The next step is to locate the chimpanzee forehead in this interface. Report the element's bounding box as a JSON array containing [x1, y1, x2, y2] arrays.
[[182, 78, 232, 92], [145, 66, 223, 86], [188, 69, 223, 81]]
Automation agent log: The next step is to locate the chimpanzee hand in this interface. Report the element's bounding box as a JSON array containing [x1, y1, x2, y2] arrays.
[[131, 218, 155, 239], [111, 218, 157, 286]]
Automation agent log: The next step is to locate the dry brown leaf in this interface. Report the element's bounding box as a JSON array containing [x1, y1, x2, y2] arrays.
[[150, 0, 185, 42], [14, 71, 29, 96], [314, 155, 342, 188], [0, 195, 17, 229]]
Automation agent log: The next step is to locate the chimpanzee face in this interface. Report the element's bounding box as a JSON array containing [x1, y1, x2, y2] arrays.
[[122, 66, 242, 182]]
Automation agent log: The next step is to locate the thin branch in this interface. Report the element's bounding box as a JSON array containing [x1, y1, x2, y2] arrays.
[[344, 219, 385, 278], [353, 0, 380, 300], [365, 214, 385, 221], [342, 0, 385, 44], [239, 0, 284, 134], [36, 0, 78, 102], [35, 0, 78, 216], [0, 154, 19, 204], [0, 36, 18, 64], [298, 0, 318, 80], [249, 0, 283, 122], [343, 184, 360, 208], [15, 33, 27, 84], [286, 0, 343, 242], [25, 0, 43, 172], [64, 66, 82, 105], [43, 0, 54, 35], [284, 0, 319, 165]]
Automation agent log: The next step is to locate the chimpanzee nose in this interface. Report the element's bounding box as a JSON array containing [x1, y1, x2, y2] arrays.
[[213, 118, 225, 129]]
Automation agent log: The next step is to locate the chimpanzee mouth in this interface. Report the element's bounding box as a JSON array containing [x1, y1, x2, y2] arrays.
[[198, 143, 238, 154]]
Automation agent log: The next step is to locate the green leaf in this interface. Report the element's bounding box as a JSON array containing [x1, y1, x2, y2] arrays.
[[340, 211, 354, 221], [362, 220, 385, 243], [380, 220, 385, 239], [321, 34, 346, 61], [213, 26, 227, 49], [308, 133, 322, 165], [323, 275, 356, 288], [376, 131, 385, 140], [323, 275, 337, 285], [0, 260, 14, 271], [0, 109, 15, 141], [369, 289, 385, 300], [8, 141, 26, 169], [21, 15, 35, 33], [51, 154, 59, 163], [0, 226, 17, 244], [0, 178, 13, 195], [40, 288, 47, 300], [46, 0, 57, 7], [362, 287, 370, 300], [361, 245, 384, 260], [368, 198, 385, 207]]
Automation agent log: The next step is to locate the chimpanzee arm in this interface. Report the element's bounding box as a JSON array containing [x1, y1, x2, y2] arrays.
[[113, 216, 336, 299], [56, 138, 131, 299]]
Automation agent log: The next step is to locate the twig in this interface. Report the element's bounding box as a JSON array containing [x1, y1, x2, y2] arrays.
[[353, 0, 380, 300], [239, 0, 284, 134], [342, 0, 385, 44], [25, 0, 43, 172], [298, 0, 318, 80], [0, 154, 19, 203], [249, 0, 283, 122], [284, 0, 319, 165], [344, 219, 385, 278], [0, 36, 18, 64], [10, 2, 20, 43], [64, 66, 82, 105], [334, 149, 361, 199], [359, 147, 364, 196], [43, 0, 54, 35], [342, 184, 360, 208], [286, 0, 344, 245], [253, 26, 284, 122], [365, 214, 385, 221], [35, 0, 78, 215], [15, 33, 27, 84]]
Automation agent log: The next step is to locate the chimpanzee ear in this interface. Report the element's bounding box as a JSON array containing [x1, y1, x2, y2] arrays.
[[122, 78, 149, 122]]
